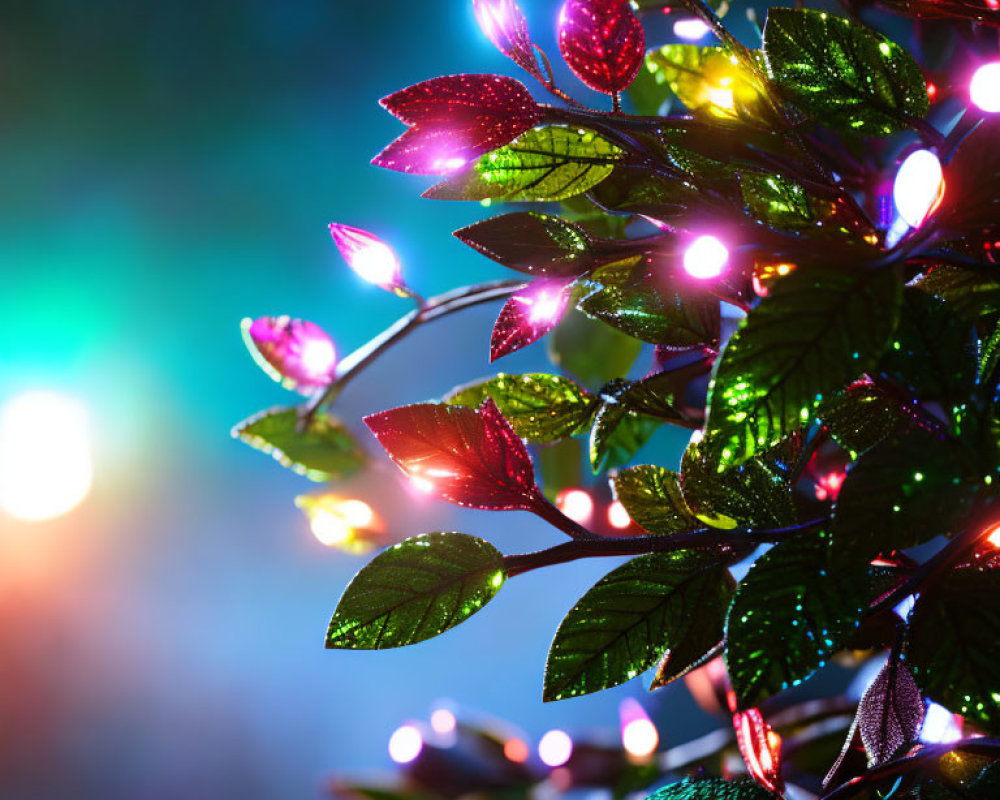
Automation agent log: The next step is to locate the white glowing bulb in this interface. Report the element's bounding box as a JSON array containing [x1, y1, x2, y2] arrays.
[[339, 499, 375, 528], [528, 292, 563, 324], [673, 18, 711, 40], [683, 235, 729, 279], [300, 337, 338, 379], [351, 241, 400, 287], [558, 489, 594, 524], [538, 729, 573, 768], [920, 703, 962, 744], [970, 62, 1000, 113], [622, 718, 659, 757], [0, 391, 93, 522], [893, 149, 944, 229], [389, 725, 424, 764], [607, 500, 631, 530], [430, 709, 457, 735]]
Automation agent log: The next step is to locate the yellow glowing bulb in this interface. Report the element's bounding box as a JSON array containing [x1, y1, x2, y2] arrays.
[[985, 522, 1000, 549], [0, 391, 93, 522], [310, 510, 353, 546], [339, 499, 375, 528]]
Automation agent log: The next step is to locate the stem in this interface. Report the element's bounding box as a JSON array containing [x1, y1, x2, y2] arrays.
[[503, 518, 828, 577], [532, 44, 587, 109], [820, 739, 1000, 800], [303, 280, 527, 421], [533, 494, 604, 541]]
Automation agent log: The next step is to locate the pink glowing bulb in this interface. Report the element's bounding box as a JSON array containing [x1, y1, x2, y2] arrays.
[[970, 62, 1000, 113], [619, 698, 659, 758], [473, 0, 539, 77], [527, 288, 565, 324], [556, 488, 594, 524], [607, 500, 631, 530], [388, 725, 424, 764], [329, 223, 405, 293], [242, 316, 337, 393], [683, 235, 729, 279]]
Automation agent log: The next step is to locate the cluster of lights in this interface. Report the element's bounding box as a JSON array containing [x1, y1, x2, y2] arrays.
[[814, 470, 846, 502], [556, 488, 634, 531], [295, 494, 382, 553]]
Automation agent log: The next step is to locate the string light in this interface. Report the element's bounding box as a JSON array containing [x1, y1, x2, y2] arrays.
[[388, 725, 424, 764], [673, 18, 711, 40], [893, 149, 945, 229], [683, 235, 729, 279], [329, 223, 406, 294], [556, 488, 594, 524], [607, 500, 632, 530], [0, 391, 93, 522], [970, 63, 1000, 113], [619, 698, 659, 758], [430, 709, 457, 735], [538, 729, 573, 768]]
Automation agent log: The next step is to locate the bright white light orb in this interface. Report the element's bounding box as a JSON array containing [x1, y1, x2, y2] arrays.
[[339, 499, 375, 528], [683, 236, 729, 279], [893, 149, 944, 229], [622, 717, 659, 758], [920, 703, 962, 744], [389, 725, 424, 764], [673, 18, 711, 40], [0, 391, 93, 522], [527, 290, 564, 324], [300, 337, 337, 380], [607, 500, 631, 530], [538, 729, 573, 768], [557, 489, 594, 524], [310, 511, 352, 546], [351, 241, 399, 288], [430, 709, 457, 735], [970, 62, 1000, 113]]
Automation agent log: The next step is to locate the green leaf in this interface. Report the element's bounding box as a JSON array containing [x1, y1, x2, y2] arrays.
[[982, 320, 1000, 384], [831, 431, 981, 556], [590, 393, 662, 472], [681, 439, 798, 529], [647, 777, 780, 800], [549, 307, 642, 391], [424, 126, 623, 202], [818, 380, 913, 458], [613, 465, 700, 535], [617, 359, 711, 425], [326, 533, 505, 649], [706, 265, 902, 467], [726, 532, 870, 707], [579, 260, 721, 348], [881, 290, 978, 424], [543, 550, 734, 701], [763, 8, 929, 136], [232, 406, 366, 482], [539, 437, 584, 503], [740, 172, 839, 231], [643, 45, 766, 121], [908, 566, 1000, 734], [443, 373, 597, 443], [917, 265, 1000, 320]]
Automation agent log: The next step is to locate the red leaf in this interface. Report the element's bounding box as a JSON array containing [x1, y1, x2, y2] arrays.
[[364, 398, 542, 511], [490, 280, 571, 362], [858, 658, 924, 766], [373, 74, 541, 175], [557, 0, 645, 95], [733, 707, 784, 794], [473, 0, 541, 79]]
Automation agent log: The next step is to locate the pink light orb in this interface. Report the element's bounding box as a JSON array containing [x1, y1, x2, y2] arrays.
[[607, 500, 631, 530], [538, 729, 573, 768], [242, 316, 337, 392], [619, 698, 659, 758], [683, 235, 729, 279], [970, 62, 1000, 113], [557, 488, 594, 524], [388, 725, 424, 764], [527, 288, 565, 324], [430, 708, 457, 735], [329, 223, 403, 292]]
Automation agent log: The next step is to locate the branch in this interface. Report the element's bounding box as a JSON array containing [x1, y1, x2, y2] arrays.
[[503, 517, 828, 577], [302, 280, 527, 421]]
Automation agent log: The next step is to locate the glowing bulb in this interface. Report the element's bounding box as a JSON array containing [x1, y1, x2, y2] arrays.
[[410, 476, 435, 494], [504, 737, 530, 763], [299, 337, 337, 379], [243, 317, 338, 392], [673, 18, 711, 40], [339, 499, 375, 528], [986, 522, 1000, 548], [430, 709, 456, 735], [329, 223, 403, 292], [920, 703, 962, 744], [310, 511, 352, 546], [389, 725, 424, 764], [893, 149, 944, 229], [683, 235, 729, 279], [607, 500, 631, 530], [526, 289, 566, 324], [557, 488, 594, 524], [0, 391, 93, 522], [970, 63, 1000, 113], [620, 698, 659, 758], [538, 729, 573, 768]]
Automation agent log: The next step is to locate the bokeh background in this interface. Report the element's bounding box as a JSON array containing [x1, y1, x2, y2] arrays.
[[0, 2, 755, 798]]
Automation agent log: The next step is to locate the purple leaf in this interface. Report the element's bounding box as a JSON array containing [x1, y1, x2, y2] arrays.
[[858, 657, 925, 766], [490, 280, 571, 361], [473, 0, 542, 79], [557, 0, 645, 95]]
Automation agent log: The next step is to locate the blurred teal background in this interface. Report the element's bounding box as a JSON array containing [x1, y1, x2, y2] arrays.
[[0, 2, 706, 798]]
